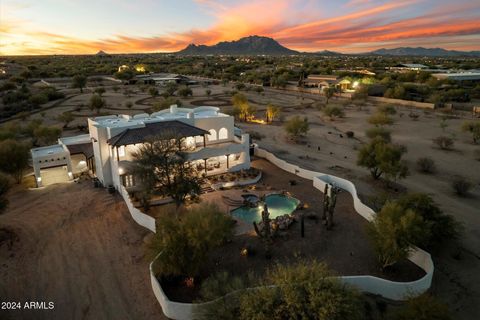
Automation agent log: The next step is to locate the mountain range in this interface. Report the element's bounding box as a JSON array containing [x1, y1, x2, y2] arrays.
[[178, 36, 297, 55], [177, 36, 480, 57]]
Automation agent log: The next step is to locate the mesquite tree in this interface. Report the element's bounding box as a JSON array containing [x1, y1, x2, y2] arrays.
[[253, 203, 273, 259]]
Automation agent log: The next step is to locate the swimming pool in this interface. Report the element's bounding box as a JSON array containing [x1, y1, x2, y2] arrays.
[[231, 194, 300, 224]]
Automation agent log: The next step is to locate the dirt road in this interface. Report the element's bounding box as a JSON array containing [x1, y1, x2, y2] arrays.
[[0, 182, 164, 320]]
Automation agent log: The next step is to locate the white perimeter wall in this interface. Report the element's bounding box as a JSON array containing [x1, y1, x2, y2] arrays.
[[118, 146, 434, 320]]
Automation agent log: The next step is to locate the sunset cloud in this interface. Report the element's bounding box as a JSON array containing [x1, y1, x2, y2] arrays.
[[0, 0, 479, 55]]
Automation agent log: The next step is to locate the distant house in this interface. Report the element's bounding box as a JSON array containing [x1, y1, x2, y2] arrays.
[[301, 74, 352, 91], [135, 73, 197, 86], [387, 64, 428, 72], [432, 72, 480, 82]]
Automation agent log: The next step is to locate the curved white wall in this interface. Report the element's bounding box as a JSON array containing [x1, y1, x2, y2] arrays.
[[119, 185, 156, 233], [253, 147, 434, 301], [120, 147, 434, 320]]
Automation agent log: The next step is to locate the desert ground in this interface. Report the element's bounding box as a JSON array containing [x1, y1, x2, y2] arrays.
[[1, 81, 480, 319], [0, 181, 165, 320]]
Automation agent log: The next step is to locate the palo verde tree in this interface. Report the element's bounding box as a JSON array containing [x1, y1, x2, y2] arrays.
[[357, 137, 408, 181], [368, 202, 427, 269], [72, 75, 87, 93], [131, 133, 202, 210], [0, 140, 30, 184]]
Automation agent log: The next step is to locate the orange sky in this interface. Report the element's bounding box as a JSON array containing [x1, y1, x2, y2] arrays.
[[1, 0, 480, 55]]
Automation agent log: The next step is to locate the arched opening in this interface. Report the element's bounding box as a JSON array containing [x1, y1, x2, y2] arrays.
[[218, 127, 228, 140], [207, 129, 217, 141]]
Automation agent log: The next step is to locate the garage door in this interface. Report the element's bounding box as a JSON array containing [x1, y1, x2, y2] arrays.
[[41, 166, 70, 186]]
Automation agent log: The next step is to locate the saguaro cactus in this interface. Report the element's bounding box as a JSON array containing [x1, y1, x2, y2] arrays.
[[253, 203, 273, 258], [322, 183, 339, 230]]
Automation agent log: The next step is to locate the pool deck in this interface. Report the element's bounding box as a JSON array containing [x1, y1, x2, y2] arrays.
[[200, 158, 328, 234]]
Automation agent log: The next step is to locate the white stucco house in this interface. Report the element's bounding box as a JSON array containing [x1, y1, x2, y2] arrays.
[[31, 106, 251, 189]]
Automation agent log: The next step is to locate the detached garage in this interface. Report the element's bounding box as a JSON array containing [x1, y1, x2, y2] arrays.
[[31, 144, 73, 187], [31, 134, 95, 187]]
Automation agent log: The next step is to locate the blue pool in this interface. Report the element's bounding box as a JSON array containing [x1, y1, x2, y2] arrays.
[[231, 194, 300, 224]]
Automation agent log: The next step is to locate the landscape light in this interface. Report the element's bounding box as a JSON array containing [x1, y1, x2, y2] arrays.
[[353, 81, 359, 88], [118, 167, 124, 175], [37, 177, 42, 182]]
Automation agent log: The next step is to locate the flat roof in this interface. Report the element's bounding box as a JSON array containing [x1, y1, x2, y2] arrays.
[[59, 134, 91, 146], [91, 106, 229, 129], [31, 144, 66, 158], [433, 72, 480, 80]]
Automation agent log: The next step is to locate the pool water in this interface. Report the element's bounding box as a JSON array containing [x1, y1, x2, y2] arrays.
[[231, 194, 300, 224]]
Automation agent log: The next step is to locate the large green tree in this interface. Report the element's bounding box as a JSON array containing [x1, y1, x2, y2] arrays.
[[131, 134, 202, 210]]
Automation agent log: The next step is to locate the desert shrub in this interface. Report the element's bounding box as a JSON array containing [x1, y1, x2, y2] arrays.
[[322, 105, 345, 119], [377, 104, 397, 115], [396, 193, 462, 248], [461, 121, 480, 144], [474, 149, 480, 161], [0, 173, 11, 214], [365, 127, 391, 142], [416, 157, 436, 174], [28, 93, 49, 106], [451, 176, 472, 197], [248, 131, 265, 141], [0, 140, 30, 183], [391, 294, 452, 320], [368, 202, 427, 269], [433, 136, 454, 150], [177, 85, 193, 98], [368, 112, 394, 126], [284, 116, 309, 140], [346, 131, 354, 138], [149, 203, 234, 278]]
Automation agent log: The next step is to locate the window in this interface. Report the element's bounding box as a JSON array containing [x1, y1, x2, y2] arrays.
[[118, 146, 126, 157], [123, 175, 134, 188], [208, 129, 217, 141], [219, 127, 228, 140]]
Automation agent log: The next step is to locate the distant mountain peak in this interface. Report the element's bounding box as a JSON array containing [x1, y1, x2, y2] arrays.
[[370, 47, 480, 57], [178, 36, 298, 55]]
